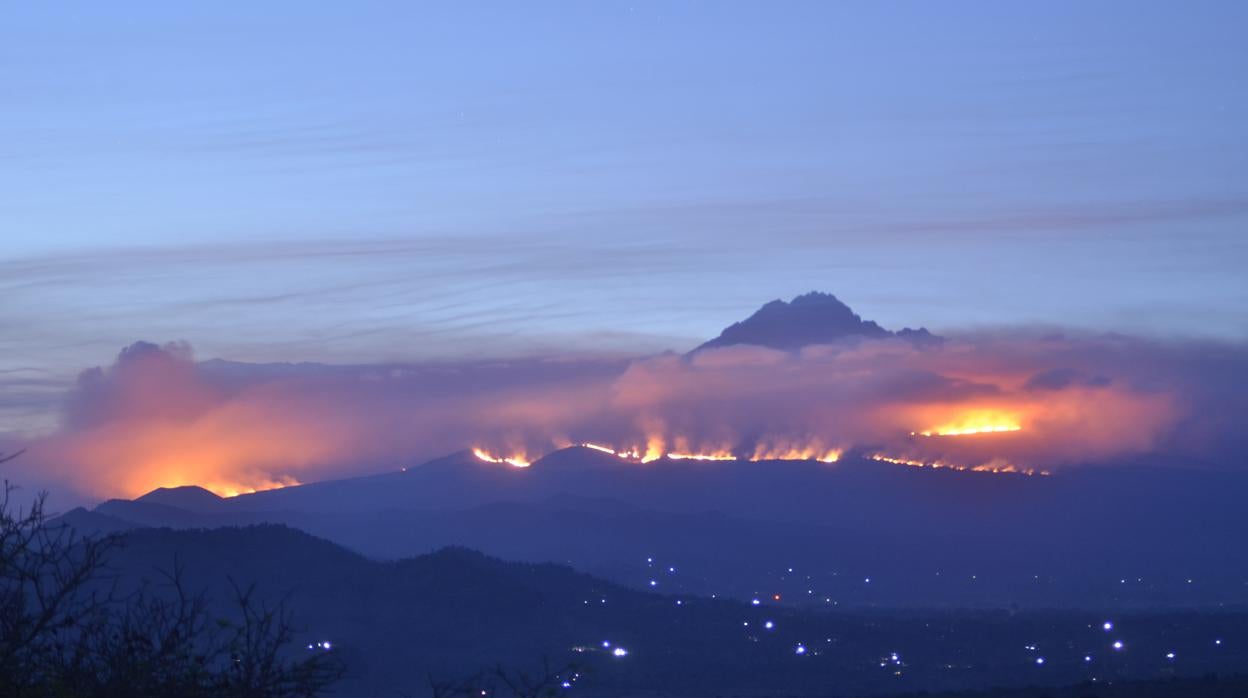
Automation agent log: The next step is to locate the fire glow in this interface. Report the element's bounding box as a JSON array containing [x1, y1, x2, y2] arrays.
[[869, 453, 1049, 477], [475, 442, 1045, 476], [749, 443, 842, 463], [666, 451, 738, 461], [911, 411, 1023, 438], [472, 448, 532, 468], [914, 425, 1022, 437], [579, 441, 740, 463], [491, 441, 843, 465], [26, 335, 1190, 501]]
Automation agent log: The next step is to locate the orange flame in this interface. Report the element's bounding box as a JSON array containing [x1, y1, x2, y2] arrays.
[[749, 441, 842, 463], [666, 451, 738, 461], [472, 447, 532, 468], [580, 442, 620, 456], [869, 452, 1048, 477], [912, 409, 1023, 437], [205, 477, 301, 498]]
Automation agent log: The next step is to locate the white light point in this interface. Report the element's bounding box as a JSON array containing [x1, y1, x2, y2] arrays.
[[612, 647, 628, 657]]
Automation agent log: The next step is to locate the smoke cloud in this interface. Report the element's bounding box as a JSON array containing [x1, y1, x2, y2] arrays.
[[14, 331, 1248, 500]]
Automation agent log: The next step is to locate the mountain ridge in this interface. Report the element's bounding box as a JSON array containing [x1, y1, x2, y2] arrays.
[[693, 291, 940, 353]]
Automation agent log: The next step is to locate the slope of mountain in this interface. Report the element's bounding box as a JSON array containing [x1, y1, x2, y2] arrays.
[[63, 447, 1248, 609], [693, 291, 939, 353]]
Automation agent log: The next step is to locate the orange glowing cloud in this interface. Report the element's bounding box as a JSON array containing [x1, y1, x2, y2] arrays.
[[17, 329, 1235, 502]]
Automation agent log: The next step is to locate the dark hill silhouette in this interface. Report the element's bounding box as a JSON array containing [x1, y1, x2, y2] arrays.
[[135, 484, 225, 512], [693, 291, 939, 353], [92, 524, 1248, 697]]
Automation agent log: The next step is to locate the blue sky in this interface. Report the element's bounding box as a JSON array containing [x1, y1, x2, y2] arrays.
[[2, 1, 1247, 432]]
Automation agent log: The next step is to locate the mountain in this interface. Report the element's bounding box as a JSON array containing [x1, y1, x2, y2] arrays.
[[693, 291, 939, 353], [60, 447, 1248, 609], [86, 524, 1248, 697], [135, 484, 225, 512]]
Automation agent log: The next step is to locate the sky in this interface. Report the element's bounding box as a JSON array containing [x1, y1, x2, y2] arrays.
[[2, 1, 1247, 443]]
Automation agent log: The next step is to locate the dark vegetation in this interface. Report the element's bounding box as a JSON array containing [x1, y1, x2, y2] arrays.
[[47, 523, 1248, 697], [0, 450, 344, 697]]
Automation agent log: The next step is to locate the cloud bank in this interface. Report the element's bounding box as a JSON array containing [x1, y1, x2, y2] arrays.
[[10, 328, 1248, 501]]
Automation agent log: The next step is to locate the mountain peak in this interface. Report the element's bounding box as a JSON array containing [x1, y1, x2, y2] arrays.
[[692, 292, 939, 353], [135, 485, 225, 512]]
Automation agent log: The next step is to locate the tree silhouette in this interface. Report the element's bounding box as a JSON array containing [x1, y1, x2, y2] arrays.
[[0, 452, 344, 697]]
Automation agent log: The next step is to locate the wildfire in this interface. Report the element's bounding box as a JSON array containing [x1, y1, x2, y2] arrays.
[[666, 452, 738, 461], [581, 442, 621, 456], [869, 453, 1048, 477], [489, 437, 846, 466], [749, 444, 841, 463], [913, 410, 1023, 437], [641, 435, 665, 463], [208, 477, 301, 498], [472, 447, 532, 468], [608, 435, 722, 463]]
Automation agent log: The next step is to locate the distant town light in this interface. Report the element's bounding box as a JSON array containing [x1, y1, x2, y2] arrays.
[[612, 647, 628, 657]]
